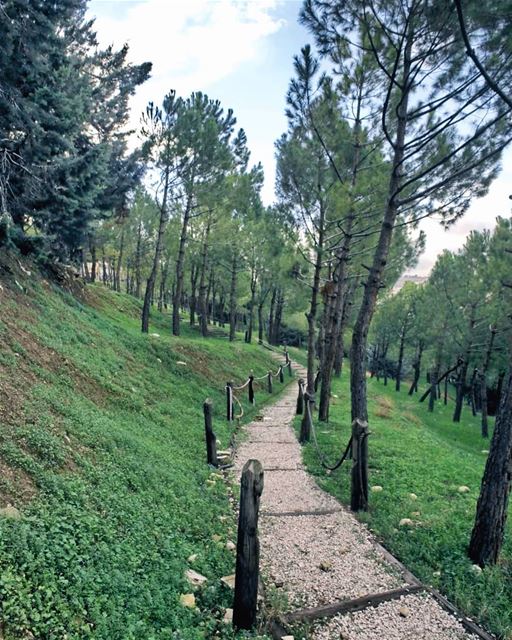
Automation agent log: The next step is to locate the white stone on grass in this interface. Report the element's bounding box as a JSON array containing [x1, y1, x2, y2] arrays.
[[185, 569, 207, 587], [179, 593, 195, 608]]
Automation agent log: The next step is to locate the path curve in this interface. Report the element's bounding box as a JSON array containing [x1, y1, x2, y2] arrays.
[[233, 361, 488, 640]]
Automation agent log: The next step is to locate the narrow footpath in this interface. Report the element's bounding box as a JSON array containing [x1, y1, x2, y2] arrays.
[[233, 362, 491, 640]]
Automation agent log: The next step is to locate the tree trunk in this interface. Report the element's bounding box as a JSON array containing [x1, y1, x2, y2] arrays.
[[272, 290, 283, 345], [101, 247, 107, 284], [172, 192, 193, 336], [481, 327, 497, 438], [300, 197, 325, 443], [158, 257, 169, 313], [197, 222, 210, 337], [189, 262, 199, 326], [135, 220, 143, 299], [229, 253, 238, 342], [349, 31, 412, 511], [408, 341, 424, 395], [267, 287, 276, 343], [141, 166, 170, 333], [318, 87, 362, 421], [246, 270, 256, 344], [468, 367, 512, 566], [395, 328, 406, 392], [89, 234, 97, 283], [115, 224, 125, 293], [453, 360, 469, 422]]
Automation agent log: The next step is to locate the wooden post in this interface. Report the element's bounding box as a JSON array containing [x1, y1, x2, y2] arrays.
[[296, 378, 304, 415], [267, 371, 272, 394], [285, 349, 289, 364], [287, 361, 292, 377], [248, 375, 255, 405], [299, 391, 313, 443], [226, 381, 234, 421], [351, 419, 369, 512], [279, 366, 284, 383], [233, 459, 264, 630], [203, 399, 218, 466]]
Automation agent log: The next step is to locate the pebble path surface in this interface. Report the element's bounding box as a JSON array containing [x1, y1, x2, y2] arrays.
[[232, 360, 483, 639]]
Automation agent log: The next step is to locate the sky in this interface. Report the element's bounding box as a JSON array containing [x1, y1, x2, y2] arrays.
[[87, 0, 512, 276]]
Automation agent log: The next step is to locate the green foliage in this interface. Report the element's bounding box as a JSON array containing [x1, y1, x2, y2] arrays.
[[0, 273, 288, 638]]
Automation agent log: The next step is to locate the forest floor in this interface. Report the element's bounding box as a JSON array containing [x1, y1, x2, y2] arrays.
[[0, 252, 292, 640], [297, 370, 511, 639], [234, 363, 489, 640]]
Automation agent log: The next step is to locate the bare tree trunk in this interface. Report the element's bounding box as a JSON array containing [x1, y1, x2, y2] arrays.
[[349, 32, 412, 511], [300, 198, 325, 443], [135, 220, 143, 299], [481, 327, 497, 438], [102, 247, 107, 284], [172, 192, 193, 336], [272, 290, 284, 345], [229, 253, 238, 342], [198, 220, 211, 337], [115, 224, 125, 293], [395, 327, 406, 392], [469, 367, 512, 566], [89, 234, 97, 283], [408, 341, 424, 395], [189, 262, 198, 326], [267, 287, 276, 343], [142, 166, 170, 333], [246, 270, 256, 344]]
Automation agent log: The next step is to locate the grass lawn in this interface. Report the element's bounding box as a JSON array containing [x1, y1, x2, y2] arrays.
[[0, 259, 289, 639], [297, 369, 512, 639]]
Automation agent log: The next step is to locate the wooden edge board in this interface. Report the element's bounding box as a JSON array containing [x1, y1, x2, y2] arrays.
[[427, 587, 496, 640], [283, 585, 424, 623]]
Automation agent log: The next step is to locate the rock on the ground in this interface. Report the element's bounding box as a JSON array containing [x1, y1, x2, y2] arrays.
[[223, 608, 233, 623], [221, 574, 236, 589], [185, 569, 207, 586], [458, 486, 470, 493], [0, 506, 21, 520], [179, 593, 195, 608]]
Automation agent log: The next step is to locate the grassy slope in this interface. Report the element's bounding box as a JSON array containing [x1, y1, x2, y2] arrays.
[[0, 257, 288, 640], [297, 369, 512, 639]]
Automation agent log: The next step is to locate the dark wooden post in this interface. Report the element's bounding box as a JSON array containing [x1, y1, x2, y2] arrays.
[[285, 349, 289, 364], [279, 366, 284, 383], [287, 360, 292, 376], [299, 391, 313, 443], [248, 375, 255, 405], [351, 419, 369, 512], [267, 371, 272, 393], [233, 459, 264, 630], [203, 399, 218, 466], [296, 378, 304, 415], [226, 381, 234, 421]]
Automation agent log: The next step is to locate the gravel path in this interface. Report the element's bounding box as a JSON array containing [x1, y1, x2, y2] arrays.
[[232, 361, 483, 639]]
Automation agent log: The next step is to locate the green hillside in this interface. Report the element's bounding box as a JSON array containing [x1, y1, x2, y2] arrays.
[[0, 254, 284, 640]]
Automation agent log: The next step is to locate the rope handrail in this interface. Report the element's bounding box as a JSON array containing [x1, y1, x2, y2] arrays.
[[270, 365, 283, 378], [232, 391, 244, 420], [306, 395, 352, 472], [253, 372, 269, 381], [232, 378, 251, 391]]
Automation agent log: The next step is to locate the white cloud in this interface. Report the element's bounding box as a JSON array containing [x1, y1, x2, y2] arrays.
[[88, 0, 285, 120]]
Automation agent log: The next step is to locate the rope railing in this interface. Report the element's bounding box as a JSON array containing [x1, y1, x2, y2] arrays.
[[202, 345, 298, 469], [307, 396, 352, 472]]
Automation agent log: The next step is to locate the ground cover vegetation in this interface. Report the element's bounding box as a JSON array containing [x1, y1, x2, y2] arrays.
[[2, 0, 512, 635], [0, 254, 289, 639]]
